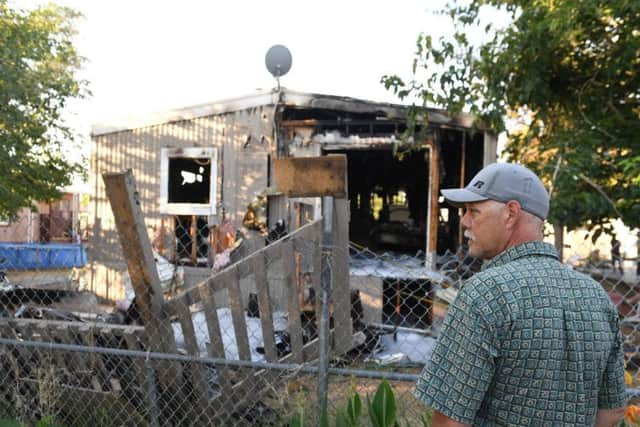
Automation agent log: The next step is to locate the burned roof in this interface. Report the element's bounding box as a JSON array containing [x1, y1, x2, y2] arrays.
[[91, 88, 482, 136]]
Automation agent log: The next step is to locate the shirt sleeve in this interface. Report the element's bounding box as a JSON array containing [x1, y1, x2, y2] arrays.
[[597, 309, 628, 409], [414, 282, 499, 424]]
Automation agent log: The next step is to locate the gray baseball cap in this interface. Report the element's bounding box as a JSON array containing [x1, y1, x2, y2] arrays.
[[441, 163, 549, 220]]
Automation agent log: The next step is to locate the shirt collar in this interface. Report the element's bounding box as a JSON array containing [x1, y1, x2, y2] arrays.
[[482, 241, 559, 271]]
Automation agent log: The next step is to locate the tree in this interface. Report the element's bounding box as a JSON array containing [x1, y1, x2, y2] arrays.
[[0, 0, 87, 219], [383, 0, 640, 238]]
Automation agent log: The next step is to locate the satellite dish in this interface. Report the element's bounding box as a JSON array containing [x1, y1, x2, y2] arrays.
[[265, 45, 292, 90]]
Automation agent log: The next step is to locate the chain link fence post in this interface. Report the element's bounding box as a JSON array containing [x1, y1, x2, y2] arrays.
[[318, 196, 334, 417], [145, 352, 160, 427]]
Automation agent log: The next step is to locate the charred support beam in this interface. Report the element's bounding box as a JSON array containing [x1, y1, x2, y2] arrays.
[[425, 138, 440, 270], [280, 118, 405, 128], [458, 132, 467, 249]]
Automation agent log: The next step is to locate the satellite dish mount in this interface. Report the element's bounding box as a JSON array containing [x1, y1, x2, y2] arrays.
[[265, 45, 292, 92]]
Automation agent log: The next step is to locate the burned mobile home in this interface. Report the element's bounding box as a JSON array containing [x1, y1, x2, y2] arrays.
[[0, 89, 496, 422], [88, 89, 495, 323]]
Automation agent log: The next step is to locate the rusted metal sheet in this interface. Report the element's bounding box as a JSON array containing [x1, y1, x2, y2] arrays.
[[273, 155, 347, 198]]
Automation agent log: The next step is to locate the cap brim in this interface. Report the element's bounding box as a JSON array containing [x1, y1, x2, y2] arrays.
[[440, 188, 488, 208]]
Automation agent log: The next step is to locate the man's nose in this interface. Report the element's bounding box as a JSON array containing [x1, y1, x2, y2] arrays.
[[460, 210, 471, 229]]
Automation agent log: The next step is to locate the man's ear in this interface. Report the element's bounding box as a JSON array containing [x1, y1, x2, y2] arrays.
[[504, 200, 522, 228]]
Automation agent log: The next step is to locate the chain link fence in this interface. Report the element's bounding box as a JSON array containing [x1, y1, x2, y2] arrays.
[[1, 210, 639, 425]]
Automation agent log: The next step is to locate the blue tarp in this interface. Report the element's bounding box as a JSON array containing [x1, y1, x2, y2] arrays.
[[0, 243, 87, 270]]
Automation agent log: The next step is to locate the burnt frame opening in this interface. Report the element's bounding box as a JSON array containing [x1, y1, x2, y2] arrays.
[[333, 129, 485, 328], [334, 147, 428, 254], [282, 106, 486, 328], [322, 129, 485, 257]]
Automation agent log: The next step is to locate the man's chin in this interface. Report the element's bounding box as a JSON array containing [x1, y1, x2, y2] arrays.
[[467, 243, 479, 258]]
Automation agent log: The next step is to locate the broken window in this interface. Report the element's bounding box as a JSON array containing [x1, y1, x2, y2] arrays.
[[160, 147, 218, 216], [167, 157, 211, 204], [174, 215, 210, 266]]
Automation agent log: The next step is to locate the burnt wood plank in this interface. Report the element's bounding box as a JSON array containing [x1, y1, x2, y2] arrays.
[[198, 281, 233, 397], [332, 198, 353, 354], [172, 298, 209, 416], [0, 323, 25, 381], [225, 268, 251, 361], [312, 224, 323, 334], [55, 324, 88, 372], [121, 326, 146, 390], [253, 251, 277, 362], [38, 323, 69, 377], [102, 171, 178, 361], [282, 240, 304, 363], [274, 155, 347, 198], [74, 324, 104, 391]]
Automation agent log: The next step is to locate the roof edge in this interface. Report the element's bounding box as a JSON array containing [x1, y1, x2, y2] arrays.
[[91, 90, 279, 136], [91, 88, 482, 136]]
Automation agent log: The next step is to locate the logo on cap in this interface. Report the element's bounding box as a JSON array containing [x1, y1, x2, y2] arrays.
[[472, 181, 485, 189]]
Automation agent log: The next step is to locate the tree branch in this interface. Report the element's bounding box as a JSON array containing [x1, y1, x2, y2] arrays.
[[578, 173, 625, 222]]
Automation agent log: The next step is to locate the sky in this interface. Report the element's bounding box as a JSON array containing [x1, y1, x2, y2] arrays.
[[19, 0, 460, 130]]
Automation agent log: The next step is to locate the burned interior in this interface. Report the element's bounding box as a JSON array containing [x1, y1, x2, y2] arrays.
[[281, 104, 486, 329], [280, 105, 486, 258]]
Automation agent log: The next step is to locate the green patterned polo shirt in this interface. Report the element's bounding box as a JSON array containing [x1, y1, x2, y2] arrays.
[[414, 241, 627, 426]]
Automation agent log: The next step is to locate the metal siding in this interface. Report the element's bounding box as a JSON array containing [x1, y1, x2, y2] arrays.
[[88, 107, 273, 300]]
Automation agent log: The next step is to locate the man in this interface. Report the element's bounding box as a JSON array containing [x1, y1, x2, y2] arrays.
[[414, 163, 627, 426], [611, 235, 623, 274]]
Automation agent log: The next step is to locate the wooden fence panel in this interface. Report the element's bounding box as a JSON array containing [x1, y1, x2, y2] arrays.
[[198, 281, 233, 397], [254, 251, 277, 362], [0, 324, 25, 382], [225, 269, 251, 361], [332, 198, 352, 354], [73, 324, 105, 391], [312, 227, 323, 334], [173, 298, 209, 417], [55, 325, 87, 373], [283, 240, 304, 363], [40, 324, 69, 374], [120, 327, 146, 390]]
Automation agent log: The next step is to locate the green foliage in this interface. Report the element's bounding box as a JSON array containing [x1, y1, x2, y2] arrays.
[[367, 380, 399, 427], [289, 412, 303, 427], [346, 389, 362, 425], [290, 380, 431, 427], [35, 415, 64, 427], [334, 388, 363, 427], [0, 0, 87, 218], [383, 0, 640, 232], [320, 407, 330, 427], [0, 416, 64, 427]]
